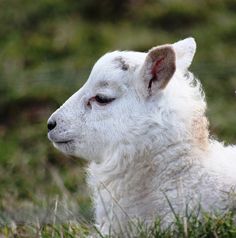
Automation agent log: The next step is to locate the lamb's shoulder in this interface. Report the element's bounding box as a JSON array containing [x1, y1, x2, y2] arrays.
[[155, 144, 236, 213], [201, 141, 236, 184], [192, 142, 236, 211]]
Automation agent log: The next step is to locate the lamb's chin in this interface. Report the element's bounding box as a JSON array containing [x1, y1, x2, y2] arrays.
[[53, 140, 75, 155]]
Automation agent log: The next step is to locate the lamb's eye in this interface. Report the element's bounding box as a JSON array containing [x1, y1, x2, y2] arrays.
[[95, 95, 115, 104]]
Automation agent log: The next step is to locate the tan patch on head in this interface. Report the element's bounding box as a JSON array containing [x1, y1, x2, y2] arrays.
[[191, 114, 209, 150]]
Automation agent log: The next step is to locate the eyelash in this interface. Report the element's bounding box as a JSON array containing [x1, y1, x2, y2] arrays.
[[94, 95, 115, 104]]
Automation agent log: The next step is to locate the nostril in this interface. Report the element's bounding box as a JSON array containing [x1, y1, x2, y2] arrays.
[[47, 120, 57, 131]]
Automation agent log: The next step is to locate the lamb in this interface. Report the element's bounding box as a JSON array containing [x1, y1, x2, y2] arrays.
[[47, 37, 236, 235]]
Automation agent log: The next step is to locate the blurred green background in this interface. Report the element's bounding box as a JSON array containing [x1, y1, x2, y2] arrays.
[[0, 0, 235, 226]]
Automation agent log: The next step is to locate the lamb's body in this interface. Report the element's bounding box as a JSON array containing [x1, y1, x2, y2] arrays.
[[89, 143, 236, 233], [48, 38, 236, 235]]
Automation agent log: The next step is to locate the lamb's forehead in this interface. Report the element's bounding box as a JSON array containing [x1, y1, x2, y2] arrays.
[[88, 51, 146, 84], [96, 51, 146, 69]]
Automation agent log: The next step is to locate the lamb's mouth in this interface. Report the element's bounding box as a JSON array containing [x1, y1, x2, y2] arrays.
[[54, 140, 73, 144]]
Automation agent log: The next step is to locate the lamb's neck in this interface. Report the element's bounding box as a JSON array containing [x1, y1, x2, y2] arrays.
[[88, 140, 198, 194]]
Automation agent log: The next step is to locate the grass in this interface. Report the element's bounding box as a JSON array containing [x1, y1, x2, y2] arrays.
[[0, 210, 235, 237], [0, 0, 235, 237]]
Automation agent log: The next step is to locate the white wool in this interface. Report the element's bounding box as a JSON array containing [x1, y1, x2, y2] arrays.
[[48, 37, 236, 235]]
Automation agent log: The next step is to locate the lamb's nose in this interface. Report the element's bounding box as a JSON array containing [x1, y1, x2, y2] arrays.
[[47, 120, 57, 132]]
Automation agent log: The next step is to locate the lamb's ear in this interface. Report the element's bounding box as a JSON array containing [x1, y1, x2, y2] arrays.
[[172, 37, 196, 70], [140, 44, 176, 96]]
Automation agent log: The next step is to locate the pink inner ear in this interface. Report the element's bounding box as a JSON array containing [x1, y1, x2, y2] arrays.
[[151, 57, 164, 81]]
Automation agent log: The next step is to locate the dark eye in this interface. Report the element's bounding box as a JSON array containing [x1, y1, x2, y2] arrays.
[[95, 95, 115, 104]]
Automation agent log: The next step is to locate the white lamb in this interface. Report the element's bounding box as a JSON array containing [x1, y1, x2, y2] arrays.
[[48, 37, 236, 235]]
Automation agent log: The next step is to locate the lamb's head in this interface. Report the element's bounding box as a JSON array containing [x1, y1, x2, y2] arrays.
[[48, 38, 201, 162]]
